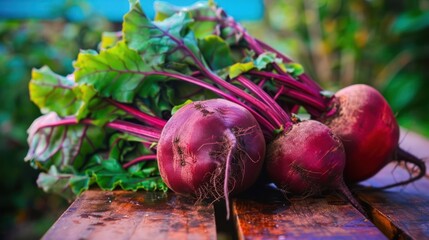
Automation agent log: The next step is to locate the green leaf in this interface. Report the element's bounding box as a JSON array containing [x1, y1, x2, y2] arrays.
[[108, 133, 146, 162], [154, 1, 217, 39], [73, 84, 127, 126], [227, 52, 283, 79], [73, 84, 97, 119], [74, 41, 149, 103], [153, 1, 240, 44], [123, 1, 206, 73], [285, 62, 305, 77], [30, 66, 81, 117], [123, 2, 165, 67], [229, 61, 255, 79], [93, 172, 167, 192], [154, 1, 210, 21], [101, 158, 124, 173], [273, 125, 284, 136], [100, 31, 121, 50], [85, 156, 167, 192], [36, 166, 90, 201], [254, 52, 282, 70], [198, 35, 235, 70], [320, 90, 335, 98], [25, 112, 105, 171], [171, 99, 193, 115], [30, 67, 128, 125], [137, 75, 163, 99], [119, 173, 167, 191], [36, 156, 167, 200]]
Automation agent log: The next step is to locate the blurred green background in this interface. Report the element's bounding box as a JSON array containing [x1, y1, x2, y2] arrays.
[[0, 0, 428, 239], [0, 2, 115, 239]]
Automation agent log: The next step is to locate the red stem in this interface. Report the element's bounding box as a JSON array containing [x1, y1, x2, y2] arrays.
[[123, 154, 157, 169], [106, 99, 166, 128], [250, 71, 323, 99], [117, 70, 278, 134], [105, 120, 161, 140], [35, 117, 161, 141], [281, 88, 326, 114], [235, 75, 292, 129]]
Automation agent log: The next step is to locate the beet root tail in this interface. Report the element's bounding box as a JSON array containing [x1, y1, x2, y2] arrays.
[[338, 180, 368, 218], [374, 147, 427, 190]]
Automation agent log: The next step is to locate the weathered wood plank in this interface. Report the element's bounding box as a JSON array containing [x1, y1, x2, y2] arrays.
[[42, 190, 216, 240], [358, 164, 429, 240], [356, 130, 429, 239], [42, 129, 429, 239], [233, 185, 386, 239]]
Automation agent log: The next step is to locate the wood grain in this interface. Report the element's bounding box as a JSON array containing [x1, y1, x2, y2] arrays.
[[42, 130, 429, 239], [232, 185, 386, 239], [358, 164, 429, 240], [42, 190, 216, 240], [356, 130, 429, 239]]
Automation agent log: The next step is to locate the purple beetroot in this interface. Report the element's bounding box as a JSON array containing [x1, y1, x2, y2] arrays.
[[266, 120, 345, 195], [319, 84, 400, 183], [156, 99, 265, 217]]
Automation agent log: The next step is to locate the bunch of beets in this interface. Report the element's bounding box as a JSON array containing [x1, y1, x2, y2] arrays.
[[26, 0, 426, 218]]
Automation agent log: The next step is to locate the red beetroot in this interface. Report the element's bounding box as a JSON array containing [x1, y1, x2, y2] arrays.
[[265, 120, 364, 212], [157, 99, 265, 217], [266, 120, 346, 194], [319, 84, 400, 183]]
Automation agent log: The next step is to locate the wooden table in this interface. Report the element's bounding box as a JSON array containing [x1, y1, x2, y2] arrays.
[[42, 130, 429, 239]]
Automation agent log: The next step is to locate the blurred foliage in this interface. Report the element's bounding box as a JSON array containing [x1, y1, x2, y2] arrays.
[[0, 6, 114, 240], [244, 0, 429, 136]]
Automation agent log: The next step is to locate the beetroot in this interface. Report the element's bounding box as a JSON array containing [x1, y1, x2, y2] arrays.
[[266, 120, 345, 194], [265, 120, 364, 212], [319, 84, 400, 183], [157, 99, 265, 216]]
